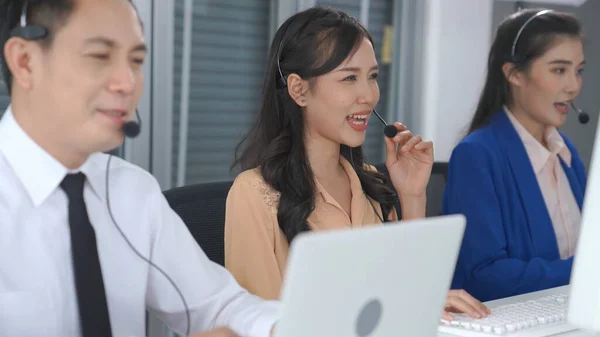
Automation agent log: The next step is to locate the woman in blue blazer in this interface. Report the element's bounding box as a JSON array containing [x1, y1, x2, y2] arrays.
[[443, 9, 587, 301]]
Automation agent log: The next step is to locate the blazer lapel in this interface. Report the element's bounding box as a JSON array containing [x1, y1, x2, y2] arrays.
[[490, 110, 560, 260], [559, 158, 584, 210]]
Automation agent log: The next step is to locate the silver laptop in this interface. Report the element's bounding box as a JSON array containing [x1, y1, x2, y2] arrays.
[[275, 214, 466, 337]]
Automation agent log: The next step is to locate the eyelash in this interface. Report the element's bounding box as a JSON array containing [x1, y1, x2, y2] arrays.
[[552, 68, 585, 75], [89, 54, 145, 65], [343, 73, 379, 81]]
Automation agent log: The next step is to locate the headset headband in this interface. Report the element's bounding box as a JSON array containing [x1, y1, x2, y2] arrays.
[[511, 9, 553, 59]]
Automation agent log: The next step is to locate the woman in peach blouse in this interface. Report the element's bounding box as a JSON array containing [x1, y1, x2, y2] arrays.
[[225, 6, 489, 321]]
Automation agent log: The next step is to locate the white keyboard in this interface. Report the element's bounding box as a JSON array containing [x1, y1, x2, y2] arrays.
[[438, 286, 578, 337]]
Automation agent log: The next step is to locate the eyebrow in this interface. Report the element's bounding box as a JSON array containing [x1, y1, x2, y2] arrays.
[[336, 65, 379, 72], [548, 59, 586, 66], [83, 37, 147, 53]]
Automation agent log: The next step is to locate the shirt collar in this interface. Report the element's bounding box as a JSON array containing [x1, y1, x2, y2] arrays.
[[504, 106, 571, 173], [0, 106, 106, 206], [314, 156, 364, 203], [79, 153, 108, 201]]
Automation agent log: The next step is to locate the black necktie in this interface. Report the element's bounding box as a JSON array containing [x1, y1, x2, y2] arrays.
[[61, 173, 113, 337]]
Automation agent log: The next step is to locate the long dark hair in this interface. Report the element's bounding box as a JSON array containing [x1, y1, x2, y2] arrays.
[[468, 8, 584, 134], [233, 6, 397, 243]]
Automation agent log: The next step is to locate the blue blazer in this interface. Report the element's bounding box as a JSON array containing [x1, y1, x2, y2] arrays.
[[443, 109, 587, 302]]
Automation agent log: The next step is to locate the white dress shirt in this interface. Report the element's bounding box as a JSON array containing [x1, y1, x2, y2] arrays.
[[0, 107, 280, 337], [505, 108, 581, 259]]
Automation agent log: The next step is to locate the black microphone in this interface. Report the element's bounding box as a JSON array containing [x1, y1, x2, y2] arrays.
[[372, 109, 398, 138], [571, 102, 589, 125], [123, 109, 142, 138]]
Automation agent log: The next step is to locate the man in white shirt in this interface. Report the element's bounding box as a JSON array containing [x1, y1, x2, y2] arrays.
[[0, 0, 279, 336]]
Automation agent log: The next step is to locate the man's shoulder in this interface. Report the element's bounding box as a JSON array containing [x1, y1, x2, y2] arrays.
[[87, 153, 160, 193]]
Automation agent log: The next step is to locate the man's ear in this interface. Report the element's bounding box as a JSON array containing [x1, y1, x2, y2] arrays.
[[3, 37, 38, 91]]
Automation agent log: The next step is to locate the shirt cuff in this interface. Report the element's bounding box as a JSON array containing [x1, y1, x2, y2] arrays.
[[249, 300, 281, 337]]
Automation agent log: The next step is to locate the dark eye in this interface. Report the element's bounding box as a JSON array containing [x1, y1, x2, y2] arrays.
[[132, 58, 145, 65], [369, 73, 379, 80], [343, 75, 357, 81], [577, 68, 584, 75], [552, 68, 566, 74]]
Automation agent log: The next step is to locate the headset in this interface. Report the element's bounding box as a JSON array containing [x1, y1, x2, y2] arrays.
[[8, 1, 190, 335], [510, 8, 590, 124]]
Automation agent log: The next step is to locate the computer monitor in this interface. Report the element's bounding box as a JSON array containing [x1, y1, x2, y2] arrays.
[[568, 113, 600, 331]]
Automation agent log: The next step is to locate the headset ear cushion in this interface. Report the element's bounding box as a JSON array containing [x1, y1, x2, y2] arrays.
[[10, 25, 47, 40]]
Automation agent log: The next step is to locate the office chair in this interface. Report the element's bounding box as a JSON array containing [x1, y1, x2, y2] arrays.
[[428, 162, 449, 217], [374, 162, 448, 217], [163, 181, 233, 266]]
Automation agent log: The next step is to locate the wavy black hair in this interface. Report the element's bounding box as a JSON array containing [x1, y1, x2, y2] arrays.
[[234, 6, 397, 243]]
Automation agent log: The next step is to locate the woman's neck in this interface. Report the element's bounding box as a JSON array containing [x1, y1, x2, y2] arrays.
[[506, 102, 548, 147], [304, 132, 344, 183]]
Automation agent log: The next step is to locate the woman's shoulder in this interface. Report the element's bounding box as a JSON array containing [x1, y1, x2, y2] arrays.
[[451, 127, 502, 160], [231, 168, 281, 214], [233, 168, 264, 185]]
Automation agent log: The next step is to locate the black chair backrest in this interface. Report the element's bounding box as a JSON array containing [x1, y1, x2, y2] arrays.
[[163, 181, 233, 266], [427, 162, 449, 217], [373, 162, 448, 218]]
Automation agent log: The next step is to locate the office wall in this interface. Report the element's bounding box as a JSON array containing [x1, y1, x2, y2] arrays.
[[492, 0, 600, 170], [170, 0, 272, 187], [415, 0, 494, 162]]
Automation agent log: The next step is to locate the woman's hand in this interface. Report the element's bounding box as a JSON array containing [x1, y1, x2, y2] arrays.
[[443, 289, 491, 321], [384, 122, 434, 198]]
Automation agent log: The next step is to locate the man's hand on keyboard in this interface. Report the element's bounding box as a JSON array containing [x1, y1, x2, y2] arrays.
[[443, 289, 491, 321]]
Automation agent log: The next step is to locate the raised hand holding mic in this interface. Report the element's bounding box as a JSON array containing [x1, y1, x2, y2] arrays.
[[373, 109, 434, 199]]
